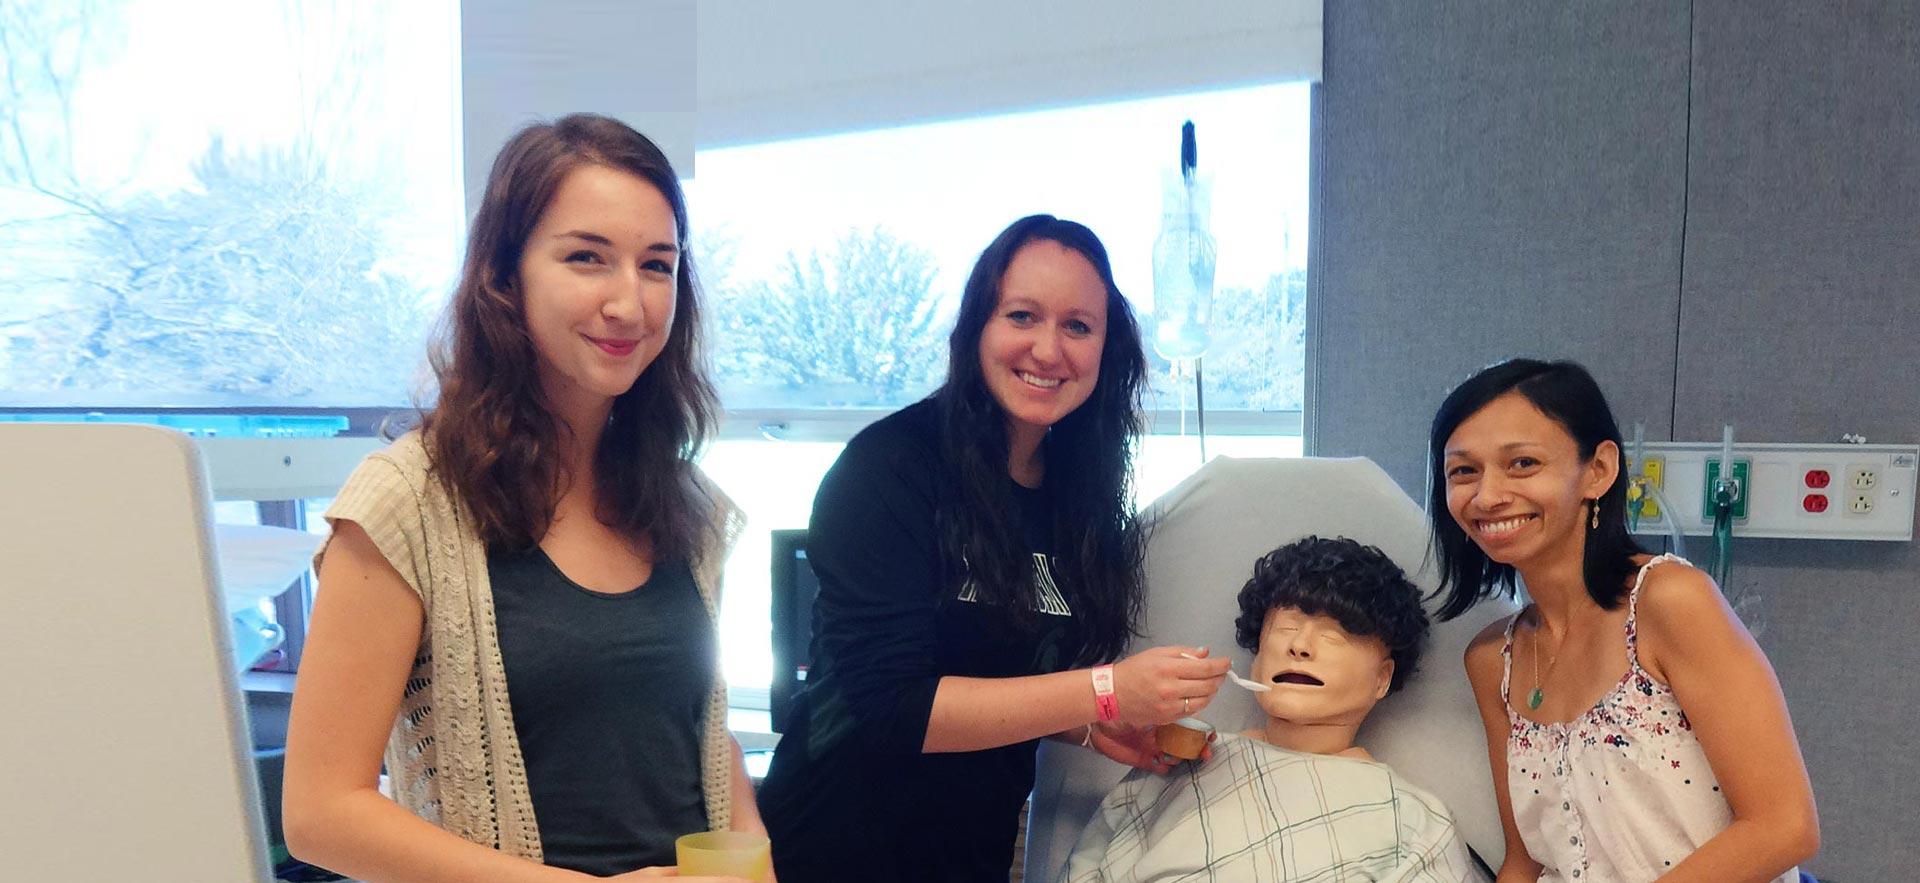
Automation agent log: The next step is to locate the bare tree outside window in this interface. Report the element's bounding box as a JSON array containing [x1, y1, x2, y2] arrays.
[[0, 0, 457, 407], [705, 228, 946, 409]]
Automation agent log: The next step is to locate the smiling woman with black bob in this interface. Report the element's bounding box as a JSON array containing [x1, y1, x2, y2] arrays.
[[757, 214, 1230, 882], [282, 114, 763, 883], [1435, 358, 1818, 882]]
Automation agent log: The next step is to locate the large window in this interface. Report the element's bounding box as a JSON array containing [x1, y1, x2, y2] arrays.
[[688, 82, 1311, 691], [0, 0, 461, 408], [1, 3, 1309, 699], [688, 82, 1309, 415]]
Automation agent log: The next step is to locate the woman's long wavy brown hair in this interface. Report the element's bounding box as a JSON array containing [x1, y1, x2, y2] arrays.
[[422, 113, 718, 559], [933, 215, 1148, 665]]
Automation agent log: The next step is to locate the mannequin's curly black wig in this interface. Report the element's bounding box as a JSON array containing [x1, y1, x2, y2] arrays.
[[1233, 536, 1429, 693]]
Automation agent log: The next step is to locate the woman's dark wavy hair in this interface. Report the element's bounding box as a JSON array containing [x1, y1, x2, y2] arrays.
[[422, 113, 718, 558], [933, 214, 1148, 665], [1233, 536, 1428, 693], [1426, 358, 1643, 621]]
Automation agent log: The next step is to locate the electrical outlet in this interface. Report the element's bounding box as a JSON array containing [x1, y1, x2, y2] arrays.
[[1703, 458, 1752, 520], [1848, 465, 1879, 491], [1847, 493, 1875, 516]]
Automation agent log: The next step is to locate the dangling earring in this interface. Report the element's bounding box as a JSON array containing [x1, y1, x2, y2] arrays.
[[1589, 499, 1601, 530]]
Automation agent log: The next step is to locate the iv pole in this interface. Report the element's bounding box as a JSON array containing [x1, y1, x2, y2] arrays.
[[1154, 121, 1215, 465], [1184, 124, 1207, 463]]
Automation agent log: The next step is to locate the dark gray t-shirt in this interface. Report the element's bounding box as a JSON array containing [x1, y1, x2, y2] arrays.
[[490, 548, 712, 875]]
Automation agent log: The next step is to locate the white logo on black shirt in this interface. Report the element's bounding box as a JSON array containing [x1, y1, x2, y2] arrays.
[[956, 553, 1072, 616]]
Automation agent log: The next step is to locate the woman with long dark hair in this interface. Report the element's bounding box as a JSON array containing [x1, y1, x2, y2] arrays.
[[283, 114, 762, 882], [758, 214, 1230, 882], [1434, 359, 1817, 882]]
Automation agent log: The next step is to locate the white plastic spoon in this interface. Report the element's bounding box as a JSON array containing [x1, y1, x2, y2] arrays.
[[1181, 651, 1272, 693]]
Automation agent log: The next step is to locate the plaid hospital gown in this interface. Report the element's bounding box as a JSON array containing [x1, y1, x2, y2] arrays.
[[1062, 734, 1485, 882]]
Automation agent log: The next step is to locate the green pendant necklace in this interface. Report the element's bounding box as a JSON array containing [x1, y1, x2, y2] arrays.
[[1529, 615, 1559, 711]]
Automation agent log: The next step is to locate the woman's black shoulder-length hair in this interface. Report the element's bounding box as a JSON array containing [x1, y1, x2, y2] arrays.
[[1427, 358, 1645, 621], [932, 214, 1148, 665]]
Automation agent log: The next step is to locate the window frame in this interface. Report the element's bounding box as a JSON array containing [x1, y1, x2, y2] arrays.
[[719, 407, 1302, 443]]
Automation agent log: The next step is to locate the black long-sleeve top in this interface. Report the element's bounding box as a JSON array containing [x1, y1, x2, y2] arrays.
[[759, 399, 1084, 882]]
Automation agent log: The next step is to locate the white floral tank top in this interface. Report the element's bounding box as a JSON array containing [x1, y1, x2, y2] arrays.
[[1500, 554, 1796, 882]]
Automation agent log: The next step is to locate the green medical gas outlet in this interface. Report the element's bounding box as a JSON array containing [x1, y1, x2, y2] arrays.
[[1703, 459, 1752, 521]]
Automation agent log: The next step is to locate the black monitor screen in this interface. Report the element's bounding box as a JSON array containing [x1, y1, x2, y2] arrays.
[[768, 529, 817, 733]]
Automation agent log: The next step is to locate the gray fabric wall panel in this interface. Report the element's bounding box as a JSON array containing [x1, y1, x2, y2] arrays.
[[1320, 0, 1920, 877], [1678, 3, 1920, 878], [1678, 1, 1920, 438], [1314, 1, 1690, 490], [1721, 540, 1920, 879]]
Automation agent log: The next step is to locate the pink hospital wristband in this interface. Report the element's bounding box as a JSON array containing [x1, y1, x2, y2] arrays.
[[1091, 664, 1119, 722]]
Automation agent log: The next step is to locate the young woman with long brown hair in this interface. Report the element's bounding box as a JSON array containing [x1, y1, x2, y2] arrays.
[[283, 114, 761, 883]]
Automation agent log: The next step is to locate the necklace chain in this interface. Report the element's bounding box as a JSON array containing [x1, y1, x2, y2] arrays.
[[1527, 612, 1563, 711]]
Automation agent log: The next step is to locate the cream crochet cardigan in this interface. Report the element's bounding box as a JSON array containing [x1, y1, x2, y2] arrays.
[[319, 433, 743, 862]]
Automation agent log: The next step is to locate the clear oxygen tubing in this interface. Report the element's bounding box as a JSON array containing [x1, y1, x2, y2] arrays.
[[1625, 422, 1687, 558], [1710, 424, 1738, 590], [1643, 480, 1688, 560], [1627, 423, 1648, 533]]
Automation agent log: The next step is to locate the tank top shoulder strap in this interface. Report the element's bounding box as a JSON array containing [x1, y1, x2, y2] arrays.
[[1625, 553, 1688, 667], [1499, 611, 1524, 713]]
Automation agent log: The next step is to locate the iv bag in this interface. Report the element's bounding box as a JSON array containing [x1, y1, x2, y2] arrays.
[[1152, 168, 1217, 362]]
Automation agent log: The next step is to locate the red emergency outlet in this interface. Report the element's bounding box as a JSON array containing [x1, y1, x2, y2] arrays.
[[1805, 470, 1832, 489], [1803, 493, 1829, 513]]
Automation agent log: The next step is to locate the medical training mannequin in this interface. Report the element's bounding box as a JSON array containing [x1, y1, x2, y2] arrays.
[[1062, 536, 1485, 883], [1236, 537, 1417, 759]]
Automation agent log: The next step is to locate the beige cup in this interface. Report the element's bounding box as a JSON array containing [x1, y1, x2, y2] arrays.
[[1154, 717, 1214, 761], [675, 831, 771, 881]]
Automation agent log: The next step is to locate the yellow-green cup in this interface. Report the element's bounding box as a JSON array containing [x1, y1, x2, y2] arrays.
[[675, 831, 771, 881]]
